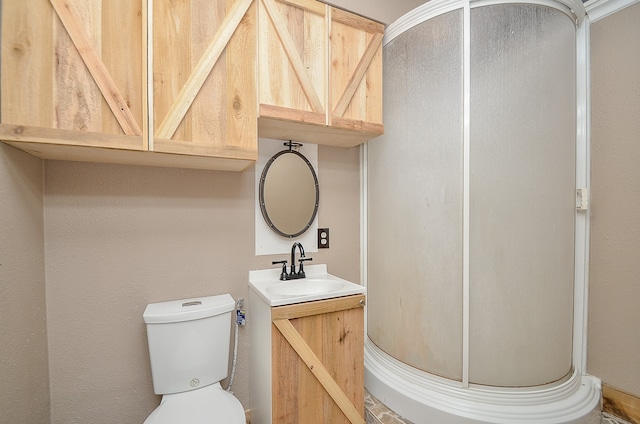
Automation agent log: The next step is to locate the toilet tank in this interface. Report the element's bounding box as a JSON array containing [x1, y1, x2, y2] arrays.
[[143, 294, 235, 395]]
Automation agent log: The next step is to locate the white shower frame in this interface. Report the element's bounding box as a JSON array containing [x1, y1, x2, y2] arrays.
[[359, 0, 639, 421]]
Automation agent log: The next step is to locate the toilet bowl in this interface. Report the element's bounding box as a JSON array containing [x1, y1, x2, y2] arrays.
[[143, 294, 245, 424], [143, 383, 245, 424]]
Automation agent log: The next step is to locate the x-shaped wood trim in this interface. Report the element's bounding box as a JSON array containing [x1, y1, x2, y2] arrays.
[[332, 32, 383, 118], [155, 0, 254, 139], [260, 0, 326, 114], [50, 0, 143, 136], [273, 318, 365, 424]]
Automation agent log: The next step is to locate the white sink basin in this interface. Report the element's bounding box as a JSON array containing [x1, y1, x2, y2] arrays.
[[266, 278, 345, 296], [249, 264, 365, 306]]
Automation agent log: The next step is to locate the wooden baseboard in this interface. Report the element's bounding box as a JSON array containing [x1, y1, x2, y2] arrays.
[[603, 384, 640, 424]]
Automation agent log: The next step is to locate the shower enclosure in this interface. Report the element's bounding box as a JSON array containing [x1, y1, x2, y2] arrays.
[[364, 0, 601, 422]]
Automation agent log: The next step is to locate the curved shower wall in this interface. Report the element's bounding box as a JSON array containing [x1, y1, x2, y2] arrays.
[[367, 7, 465, 382], [365, 0, 600, 422], [467, 3, 576, 387]]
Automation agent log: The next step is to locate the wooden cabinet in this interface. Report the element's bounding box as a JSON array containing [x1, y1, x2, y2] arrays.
[[151, 0, 257, 169], [329, 8, 384, 141], [257, 0, 327, 129], [1, 0, 147, 159], [249, 293, 366, 424], [1, 0, 382, 171], [257, 0, 384, 147], [1, 0, 257, 171]]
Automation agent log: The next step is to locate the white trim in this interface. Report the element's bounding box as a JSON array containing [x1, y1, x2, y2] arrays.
[[384, 0, 586, 46], [384, 0, 465, 46], [366, 339, 602, 424], [360, 143, 368, 336], [585, 0, 640, 21], [573, 18, 591, 376], [461, 1, 471, 390], [471, 0, 585, 25]]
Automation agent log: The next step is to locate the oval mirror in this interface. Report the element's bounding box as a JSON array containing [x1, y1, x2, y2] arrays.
[[259, 143, 319, 238]]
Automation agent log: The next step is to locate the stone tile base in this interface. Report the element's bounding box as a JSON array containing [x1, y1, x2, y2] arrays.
[[602, 412, 634, 424], [365, 391, 414, 424]]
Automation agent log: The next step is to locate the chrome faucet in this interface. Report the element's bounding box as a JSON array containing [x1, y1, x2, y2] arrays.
[[272, 242, 312, 280]]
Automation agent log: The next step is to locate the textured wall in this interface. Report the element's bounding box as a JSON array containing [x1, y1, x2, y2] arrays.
[[43, 144, 360, 424], [324, 0, 427, 24], [0, 144, 50, 424], [588, 1, 640, 397]]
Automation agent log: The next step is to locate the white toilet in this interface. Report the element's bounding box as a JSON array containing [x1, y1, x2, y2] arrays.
[[142, 294, 245, 424]]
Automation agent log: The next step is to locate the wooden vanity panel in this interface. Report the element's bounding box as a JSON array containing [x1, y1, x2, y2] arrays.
[[271, 294, 365, 424]]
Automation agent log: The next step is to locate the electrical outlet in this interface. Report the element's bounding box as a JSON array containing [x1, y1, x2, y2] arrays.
[[318, 228, 330, 248]]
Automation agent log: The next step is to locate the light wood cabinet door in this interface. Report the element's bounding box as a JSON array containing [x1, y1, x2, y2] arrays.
[[258, 0, 328, 125], [271, 295, 366, 424], [1, 0, 380, 171], [329, 8, 384, 137], [152, 0, 257, 170], [1, 0, 257, 171], [258, 0, 383, 147], [1, 0, 146, 156]]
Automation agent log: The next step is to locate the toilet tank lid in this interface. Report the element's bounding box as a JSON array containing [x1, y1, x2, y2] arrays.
[[143, 294, 235, 324]]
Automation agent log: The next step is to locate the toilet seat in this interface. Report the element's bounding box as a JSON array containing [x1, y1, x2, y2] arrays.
[[143, 383, 245, 424]]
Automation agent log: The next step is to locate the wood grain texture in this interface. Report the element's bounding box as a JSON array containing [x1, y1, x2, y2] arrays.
[[0, 124, 251, 171], [257, 0, 383, 146], [258, 114, 381, 147], [154, 0, 254, 140], [1, 0, 256, 171], [271, 295, 365, 424], [332, 32, 383, 118], [50, 0, 143, 136], [272, 294, 365, 320], [152, 0, 257, 160], [258, 0, 327, 115], [330, 7, 383, 126], [102, 0, 145, 138], [1, 0, 54, 128], [603, 384, 640, 424], [152, 0, 192, 142], [225, 0, 258, 149], [2, 0, 144, 138], [52, 0, 102, 133], [0, 123, 142, 150]]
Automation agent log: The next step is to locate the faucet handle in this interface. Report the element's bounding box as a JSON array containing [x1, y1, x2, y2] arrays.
[[272, 260, 288, 280], [298, 257, 313, 276]]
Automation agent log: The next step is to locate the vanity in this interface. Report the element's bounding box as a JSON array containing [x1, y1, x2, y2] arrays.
[[249, 264, 366, 424]]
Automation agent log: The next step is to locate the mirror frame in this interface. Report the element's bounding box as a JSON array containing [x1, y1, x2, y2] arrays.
[[259, 143, 320, 238]]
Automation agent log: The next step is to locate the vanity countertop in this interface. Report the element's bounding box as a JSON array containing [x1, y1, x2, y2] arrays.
[[249, 264, 366, 307]]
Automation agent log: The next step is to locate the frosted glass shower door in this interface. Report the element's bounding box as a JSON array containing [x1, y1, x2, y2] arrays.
[[367, 2, 577, 388], [367, 10, 464, 381], [468, 4, 576, 387]]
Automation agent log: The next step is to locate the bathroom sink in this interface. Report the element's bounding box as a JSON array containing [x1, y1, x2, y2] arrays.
[[249, 264, 366, 306], [266, 279, 344, 296]]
